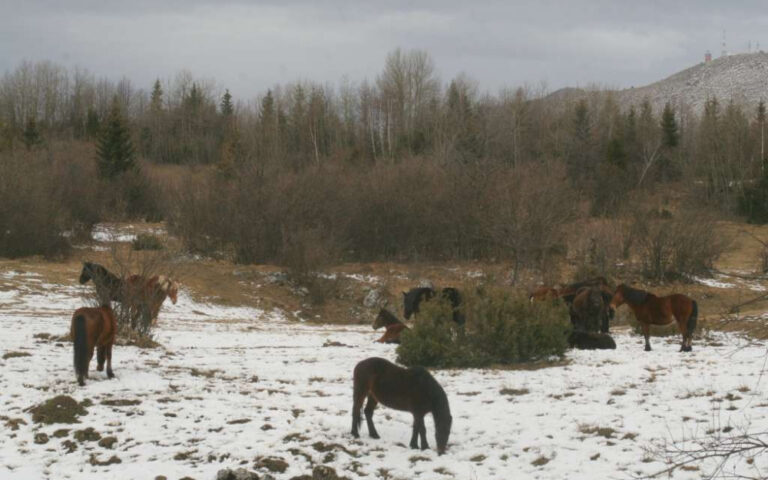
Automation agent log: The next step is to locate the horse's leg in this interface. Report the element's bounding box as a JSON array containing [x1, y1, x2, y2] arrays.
[[641, 321, 651, 351], [351, 385, 366, 438], [86, 347, 95, 378], [418, 414, 429, 450], [409, 415, 420, 449], [364, 396, 380, 439], [96, 346, 105, 371], [105, 344, 114, 379], [674, 318, 687, 352]]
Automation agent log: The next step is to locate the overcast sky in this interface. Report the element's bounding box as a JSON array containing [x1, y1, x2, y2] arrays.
[[2, 1, 768, 99]]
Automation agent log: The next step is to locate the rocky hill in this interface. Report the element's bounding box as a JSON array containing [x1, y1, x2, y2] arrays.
[[551, 52, 768, 115]]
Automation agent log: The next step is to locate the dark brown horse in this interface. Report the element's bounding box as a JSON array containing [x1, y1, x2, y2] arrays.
[[373, 309, 409, 344], [403, 287, 464, 325], [79, 262, 124, 303], [71, 305, 118, 386], [610, 284, 698, 352], [351, 357, 452, 455], [570, 286, 613, 333]]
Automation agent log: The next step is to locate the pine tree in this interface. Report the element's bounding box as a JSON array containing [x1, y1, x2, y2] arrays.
[[86, 107, 100, 138], [22, 116, 42, 150], [220, 89, 234, 116], [150, 79, 163, 114], [660, 102, 679, 148], [96, 97, 136, 179]]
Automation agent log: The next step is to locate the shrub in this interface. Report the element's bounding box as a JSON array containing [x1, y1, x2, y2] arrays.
[[132, 234, 164, 251], [396, 288, 571, 368], [630, 209, 729, 282]]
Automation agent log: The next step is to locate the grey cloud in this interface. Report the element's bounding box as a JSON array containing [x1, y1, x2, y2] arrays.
[[1, 0, 768, 98]]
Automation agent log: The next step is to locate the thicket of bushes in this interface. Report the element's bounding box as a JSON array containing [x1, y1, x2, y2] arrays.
[[396, 288, 571, 368], [169, 160, 576, 274], [0, 144, 162, 258]]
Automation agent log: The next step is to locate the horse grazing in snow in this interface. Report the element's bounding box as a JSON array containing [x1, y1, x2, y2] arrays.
[[351, 357, 452, 455]]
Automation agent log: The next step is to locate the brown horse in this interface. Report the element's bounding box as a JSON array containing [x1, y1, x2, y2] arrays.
[[71, 305, 118, 386], [609, 284, 698, 352], [124, 275, 179, 326], [373, 309, 409, 344], [530, 277, 610, 304], [351, 357, 452, 455]]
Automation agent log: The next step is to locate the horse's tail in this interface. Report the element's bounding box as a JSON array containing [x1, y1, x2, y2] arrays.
[[687, 300, 698, 338], [73, 315, 88, 383]]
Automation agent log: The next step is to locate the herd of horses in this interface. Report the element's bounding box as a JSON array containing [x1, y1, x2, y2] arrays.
[[71, 262, 179, 386], [68, 264, 698, 455], [374, 277, 699, 354]]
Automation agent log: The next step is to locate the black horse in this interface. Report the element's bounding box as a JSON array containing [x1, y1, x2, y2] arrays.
[[569, 286, 614, 334], [403, 287, 464, 325], [79, 262, 124, 303], [351, 357, 452, 454]]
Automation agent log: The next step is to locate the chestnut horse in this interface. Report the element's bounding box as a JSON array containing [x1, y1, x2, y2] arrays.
[[351, 357, 452, 455], [373, 309, 409, 344], [610, 284, 698, 352], [71, 305, 118, 386], [124, 275, 179, 325]]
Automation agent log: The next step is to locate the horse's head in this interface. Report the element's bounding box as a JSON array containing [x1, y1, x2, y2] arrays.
[[79, 262, 92, 284], [609, 285, 626, 309], [158, 276, 179, 304], [435, 409, 452, 455]]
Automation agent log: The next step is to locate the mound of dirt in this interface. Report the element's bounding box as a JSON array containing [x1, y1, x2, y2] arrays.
[[29, 395, 88, 424]]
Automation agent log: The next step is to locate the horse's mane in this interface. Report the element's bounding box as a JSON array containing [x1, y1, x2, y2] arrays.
[[378, 309, 400, 324], [620, 284, 649, 304]]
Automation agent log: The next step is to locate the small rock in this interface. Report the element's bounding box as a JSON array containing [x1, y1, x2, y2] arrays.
[[73, 427, 101, 442], [98, 436, 118, 449], [52, 429, 69, 438], [62, 439, 77, 453], [363, 288, 386, 308], [255, 457, 288, 473], [216, 468, 260, 480], [155, 476, 168, 480], [34, 433, 49, 444]]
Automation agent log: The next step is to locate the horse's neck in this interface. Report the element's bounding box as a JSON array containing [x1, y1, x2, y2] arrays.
[[383, 314, 400, 326]]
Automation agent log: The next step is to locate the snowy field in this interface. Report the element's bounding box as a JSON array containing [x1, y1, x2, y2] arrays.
[[2, 273, 768, 480]]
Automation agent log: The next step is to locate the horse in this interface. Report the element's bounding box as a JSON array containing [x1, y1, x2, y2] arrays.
[[79, 262, 124, 303], [609, 284, 698, 352], [403, 287, 464, 325], [124, 275, 179, 326], [71, 305, 118, 386], [373, 309, 409, 344], [568, 330, 617, 350], [529, 277, 610, 305], [569, 286, 613, 333], [351, 357, 452, 455]]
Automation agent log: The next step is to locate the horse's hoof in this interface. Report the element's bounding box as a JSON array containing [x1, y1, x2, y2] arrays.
[[107, 371, 115, 379], [644, 346, 651, 352], [351, 431, 359, 439], [409, 443, 418, 449], [97, 366, 104, 371], [370, 433, 380, 440]]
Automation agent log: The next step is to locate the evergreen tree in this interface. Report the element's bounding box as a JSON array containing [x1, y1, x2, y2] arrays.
[[220, 89, 234, 116], [85, 107, 100, 138], [758, 100, 766, 166], [96, 97, 136, 179], [660, 102, 679, 148], [22, 116, 42, 150], [150, 79, 164, 114]]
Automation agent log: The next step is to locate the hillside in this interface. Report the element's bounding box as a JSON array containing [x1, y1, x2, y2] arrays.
[[550, 52, 768, 114]]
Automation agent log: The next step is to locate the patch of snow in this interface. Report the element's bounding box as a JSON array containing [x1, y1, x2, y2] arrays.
[[691, 276, 736, 289], [1, 276, 767, 479]]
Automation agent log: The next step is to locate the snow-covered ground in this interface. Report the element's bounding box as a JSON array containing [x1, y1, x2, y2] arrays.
[[1, 274, 768, 480]]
